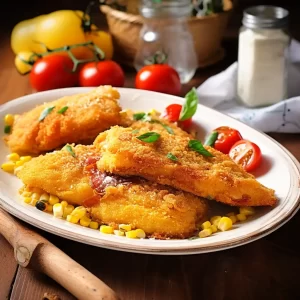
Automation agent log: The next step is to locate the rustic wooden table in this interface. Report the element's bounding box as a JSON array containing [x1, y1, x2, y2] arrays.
[[1, 31, 300, 300]]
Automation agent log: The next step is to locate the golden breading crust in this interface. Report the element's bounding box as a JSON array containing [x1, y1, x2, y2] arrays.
[[5, 86, 121, 155], [94, 126, 277, 207]]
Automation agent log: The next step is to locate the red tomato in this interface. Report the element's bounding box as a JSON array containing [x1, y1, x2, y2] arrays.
[[229, 140, 262, 172], [30, 55, 78, 92], [164, 103, 192, 130], [79, 61, 125, 87], [135, 64, 181, 96], [213, 126, 243, 154]]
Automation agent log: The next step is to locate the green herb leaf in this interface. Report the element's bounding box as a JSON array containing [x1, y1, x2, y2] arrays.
[[204, 131, 219, 147], [4, 125, 11, 134], [179, 87, 198, 121], [188, 140, 214, 157], [133, 112, 146, 121], [137, 132, 160, 143], [57, 106, 69, 114], [39, 106, 55, 121], [188, 236, 199, 240], [166, 153, 178, 161], [132, 129, 140, 134], [65, 145, 76, 157], [150, 120, 174, 135]]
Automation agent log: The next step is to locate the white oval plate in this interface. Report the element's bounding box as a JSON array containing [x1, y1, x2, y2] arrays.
[[0, 87, 300, 255]]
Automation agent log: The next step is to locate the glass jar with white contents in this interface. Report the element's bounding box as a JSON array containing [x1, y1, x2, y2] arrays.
[[237, 6, 290, 108]]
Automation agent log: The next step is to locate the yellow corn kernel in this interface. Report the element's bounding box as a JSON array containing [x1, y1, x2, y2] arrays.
[[53, 203, 64, 218], [236, 213, 247, 221], [210, 216, 222, 227], [4, 114, 14, 126], [23, 197, 32, 204], [80, 216, 91, 227], [15, 160, 24, 167], [119, 224, 132, 232], [71, 206, 86, 219], [210, 224, 218, 233], [49, 195, 60, 205], [67, 214, 79, 224], [201, 221, 211, 230], [20, 156, 32, 163], [217, 217, 233, 232], [14, 166, 23, 175], [22, 191, 32, 197], [7, 153, 19, 162], [226, 212, 235, 217], [46, 204, 53, 213], [125, 230, 137, 239], [31, 192, 40, 200], [239, 207, 255, 216], [1, 162, 15, 173], [63, 205, 74, 218], [100, 225, 113, 234], [199, 228, 213, 238], [61, 200, 68, 208], [149, 109, 160, 117], [89, 221, 99, 229], [39, 193, 50, 202], [135, 229, 146, 239], [229, 215, 237, 224], [114, 230, 125, 236]]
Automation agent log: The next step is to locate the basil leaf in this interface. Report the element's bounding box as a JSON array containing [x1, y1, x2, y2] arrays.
[[132, 129, 140, 134], [133, 112, 146, 121], [57, 106, 69, 114], [39, 106, 55, 121], [179, 87, 198, 121], [166, 153, 178, 161], [137, 132, 160, 143], [65, 145, 76, 157], [204, 131, 219, 147], [4, 125, 11, 134], [150, 120, 174, 135], [188, 140, 214, 157]]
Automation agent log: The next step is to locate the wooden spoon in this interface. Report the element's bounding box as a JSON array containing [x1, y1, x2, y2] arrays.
[[0, 208, 120, 300]]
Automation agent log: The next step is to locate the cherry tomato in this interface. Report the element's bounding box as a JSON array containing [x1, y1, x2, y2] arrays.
[[79, 61, 125, 87], [30, 55, 78, 92], [164, 103, 192, 130], [135, 64, 181, 96], [229, 140, 262, 172], [213, 126, 243, 154]]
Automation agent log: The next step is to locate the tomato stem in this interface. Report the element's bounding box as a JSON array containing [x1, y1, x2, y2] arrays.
[[82, 1, 97, 32], [144, 50, 168, 65]]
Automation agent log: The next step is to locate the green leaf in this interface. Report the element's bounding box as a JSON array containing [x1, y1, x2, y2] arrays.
[[132, 129, 140, 134], [133, 112, 146, 121], [188, 140, 214, 157], [166, 153, 178, 161], [65, 145, 76, 157], [4, 125, 11, 134], [57, 106, 69, 114], [137, 132, 160, 143], [204, 131, 219, 147], [39, 106, 55, 121], [179, 87, 199, 121], [150, 120, 174, 135], [188, 236, 199, 240]]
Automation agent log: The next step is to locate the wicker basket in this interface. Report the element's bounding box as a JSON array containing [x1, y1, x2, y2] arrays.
[[100, 3, 233, 68]]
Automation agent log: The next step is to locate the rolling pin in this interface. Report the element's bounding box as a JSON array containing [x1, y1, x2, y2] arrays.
[[0, 208, 120, 300]]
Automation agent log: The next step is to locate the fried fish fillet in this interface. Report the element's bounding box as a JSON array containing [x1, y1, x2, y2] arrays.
[[5, 86, 121, 155], [17, 145, 207, 238], [94, 126, 277, 207]]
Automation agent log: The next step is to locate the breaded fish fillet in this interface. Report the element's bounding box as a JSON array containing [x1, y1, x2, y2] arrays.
[[94, 126, 277, 207], [5, 86, 121, 155], [17, 145, 207, 238]]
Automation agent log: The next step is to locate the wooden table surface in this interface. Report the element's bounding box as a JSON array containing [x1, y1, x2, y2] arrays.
[[1, 31, 300, 300]]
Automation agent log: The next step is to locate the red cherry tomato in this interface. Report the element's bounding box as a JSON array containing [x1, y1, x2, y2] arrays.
[[229, 139, 262, 172], [79, 60, 125, 87], [135, 64, 181, 96], [213, 126, 243, 154], [164, 103, 192, 130], [30, 55, 78, 92]]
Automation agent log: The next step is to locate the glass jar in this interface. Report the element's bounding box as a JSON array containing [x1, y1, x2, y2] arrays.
[[237, 6, 290, 108], [134, 0, 198, 84]]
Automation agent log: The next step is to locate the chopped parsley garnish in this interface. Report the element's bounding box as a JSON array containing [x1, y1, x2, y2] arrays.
[[57, 106, 69, 114], [204, 131, 219, 147], [4, 125, 11, 134], [166, 153, 178, 161], [39, 106, 55, 121], [188, 140, 213, 157], [137, 132, 160, 143], [65, 145, 76, 157], [179, 87, 198, 121]]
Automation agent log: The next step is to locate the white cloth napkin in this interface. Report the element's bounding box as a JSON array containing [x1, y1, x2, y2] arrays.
[[196, 39, 300, 133]]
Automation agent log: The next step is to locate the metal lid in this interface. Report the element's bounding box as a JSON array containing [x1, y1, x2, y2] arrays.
[[242, 5, 289, 29]]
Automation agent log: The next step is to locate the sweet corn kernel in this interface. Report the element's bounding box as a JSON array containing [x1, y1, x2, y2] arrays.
[[236, 213, 247, 221], [63, 205, 74, 218], [229, 215, 237, 224], [217, 217, 233, 232], [22, 191, 32, 197], [7, 153, 19, 161], [210, 216, 222, 227], [114, 230, 125, 236], [199, 228, 213, 238], [14, 166, 23, 175], [89, 221, 99, 229], [4, 114, 14, 126], [67, 214, 79, 224], [210, 224, 218, 233], [80, 216, 91, 227], [39, 193, 49, 202], [20, 156, 32, 163], [49, 195, 60, 205], [125, 230, 137, 239], [71, 206, 86, 219], [61, 200, 68, 208], [119, 224, 132, 232], [1, 162, 15, 173], [15, 160, 24, 167], [46, 204, 53, 212], [53, 203, 64, 218], [226, 212, 235, 217], [31, 192, 40, 200], [239, 207, 255, 216], [100, 225, 113, 234], [135, 229, 146, 239], [201, 221, 211, 230], [23, 197, 32, 204]]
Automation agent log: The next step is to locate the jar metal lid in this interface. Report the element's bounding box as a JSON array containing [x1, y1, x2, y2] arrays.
[[242, 5, 289, 29]]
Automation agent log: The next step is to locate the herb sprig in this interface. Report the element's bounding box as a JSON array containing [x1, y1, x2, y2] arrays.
[[65, 144, 76, 157], [137, 132, 160, 143], [204, 131, 219, 147], [179, 88, 198, 121], [188, 140, 213, 157], [39, 106, 55, 122]]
